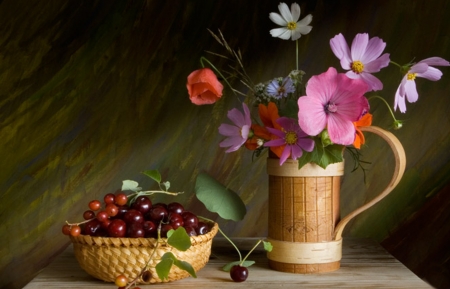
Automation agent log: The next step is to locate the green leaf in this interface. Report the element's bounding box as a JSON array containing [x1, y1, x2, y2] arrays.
[[122, 180, 141, 192], [167, 227, 191, 251], [318, 144, 344, 168], [222, 260, 255, 272], [297, 138, 344, 169], [173, 259, 197, 278], [142, 169, 162, 183], [156, 252, 197, 279], [263, 241, 273, 252], [161, 181, 170, 191], [195, 172, 246, 221], [155, 257, 173, 280]]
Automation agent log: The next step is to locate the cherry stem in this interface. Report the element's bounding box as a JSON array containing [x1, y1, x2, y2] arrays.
[[240, 239, 263, 266], [65, 218, 94, 227], [124, 224, 163, 289], [199, 216, 242, 262], [134, 190, 183, 196]]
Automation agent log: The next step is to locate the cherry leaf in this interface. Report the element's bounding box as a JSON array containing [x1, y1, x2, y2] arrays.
[[222, 260, 255, 272], [142, 169, 162, 184], [167, 227, 191, 251], [121, 180, 141, 192], [195, 172, 246, 221]]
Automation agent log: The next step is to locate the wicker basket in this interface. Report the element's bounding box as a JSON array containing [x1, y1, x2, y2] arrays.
[[70, 222, 218, 284]]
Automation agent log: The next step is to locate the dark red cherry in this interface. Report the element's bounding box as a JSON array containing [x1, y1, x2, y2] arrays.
[[160, 224, 173, 238], [182, 211, 198, 228], [83, 219, 102, 236], [184, 226, 197, 237], [167, 202, 184, 214], [131, 196, 152, 214], [108, 219, 127, 237], [230, 265, 248, 282], [127, 222, 145, 238], [143, 220, 157, 238], [196, 222, 210, 235], [123, 209, 144, 224], [148, 206, 168, 222]]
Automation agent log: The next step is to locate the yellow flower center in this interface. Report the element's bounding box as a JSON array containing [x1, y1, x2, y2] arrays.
[[407, 72, 417, 80], [351, 60, 365, 74], [285, 131, 298, 145], [287, 22, 297, 30]]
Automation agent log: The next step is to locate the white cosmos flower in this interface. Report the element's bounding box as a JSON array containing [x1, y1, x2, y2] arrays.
[[269, 2, 313, 41]]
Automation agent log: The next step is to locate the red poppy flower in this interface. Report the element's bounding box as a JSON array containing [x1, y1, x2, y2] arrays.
[[187, 68, 223, 105]]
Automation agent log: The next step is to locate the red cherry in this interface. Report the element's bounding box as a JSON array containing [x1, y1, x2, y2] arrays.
[[167, 202, 184, 214], [114, 193, 128, 206], [131, 196, 152, 214], [96, 210, 109, 222], [104, 193, 115, 204], [108, 219, 127, 237], [230, 265, 248, 282], [105, 203, 119, 217], [88, 200, 101, 211]]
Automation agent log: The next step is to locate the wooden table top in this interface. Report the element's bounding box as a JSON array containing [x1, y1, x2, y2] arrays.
[[24, 237, 432, 289]]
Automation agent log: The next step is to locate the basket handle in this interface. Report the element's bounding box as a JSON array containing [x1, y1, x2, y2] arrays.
[[333, 126, 406, 240]]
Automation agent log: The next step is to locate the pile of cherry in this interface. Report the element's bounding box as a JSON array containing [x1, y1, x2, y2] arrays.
[[62, 192, 210, 238]]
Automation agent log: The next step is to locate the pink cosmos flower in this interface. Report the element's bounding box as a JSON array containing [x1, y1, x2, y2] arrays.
[[330, 33, 390, 91], [218, 103, 252, 152], [297, 67, 369, 145], [264, 117, 315, 165], [394, 57, 450, 113]]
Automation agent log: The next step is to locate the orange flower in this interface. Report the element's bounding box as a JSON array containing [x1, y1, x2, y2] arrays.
[[245, 102, 284, 157], [187, 68, 224, 105], [353, 113, 372, 149]]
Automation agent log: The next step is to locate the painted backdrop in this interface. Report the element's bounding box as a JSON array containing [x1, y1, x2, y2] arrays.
[[1, 0, 449, 288]]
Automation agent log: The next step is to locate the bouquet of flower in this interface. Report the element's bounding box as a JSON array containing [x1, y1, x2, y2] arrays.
[[186, 2, 449, 170]]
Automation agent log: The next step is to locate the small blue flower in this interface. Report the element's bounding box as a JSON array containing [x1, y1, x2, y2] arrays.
[[266, 77, 295, 99]]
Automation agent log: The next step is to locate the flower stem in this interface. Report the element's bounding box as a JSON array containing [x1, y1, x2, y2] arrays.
[[368, 95, 402, 129], [296, 39, 299, 71], [389, 60, 402, 68], [200, 56, 236, 96]]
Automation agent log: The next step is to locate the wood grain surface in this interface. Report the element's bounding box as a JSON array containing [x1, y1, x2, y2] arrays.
[[23, 238, 432, 289]]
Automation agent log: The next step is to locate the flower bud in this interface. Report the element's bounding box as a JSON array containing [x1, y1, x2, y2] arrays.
[[393, 120, 403, 130], [320, 130, 333, 146]]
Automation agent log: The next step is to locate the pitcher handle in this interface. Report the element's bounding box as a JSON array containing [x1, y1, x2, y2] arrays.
[[333, 125, 406, 240]]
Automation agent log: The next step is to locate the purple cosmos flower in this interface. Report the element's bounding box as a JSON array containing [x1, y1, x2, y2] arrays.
[[330, 33, 390, 91], [218, 102, 252, 152], [297, 67, 369, 145], [394, 57, 450, 113], [264, 117, 315, 165], [266, 77, 296, 99]]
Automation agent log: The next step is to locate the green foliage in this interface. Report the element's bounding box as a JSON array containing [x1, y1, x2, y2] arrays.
[[298, 138, 344, 169], [156, 252, 197, 280], [263, 240, 273, 252], [167, 227, 191, 251], [121, 180, 141, 192], [142, 169, 162, 183], [195, 172, 246, 221], [222, 260, 255, 272], [142, 169, 170, 191]]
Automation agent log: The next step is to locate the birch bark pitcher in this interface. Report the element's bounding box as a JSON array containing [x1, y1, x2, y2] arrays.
[[266, 126, 406, 273]]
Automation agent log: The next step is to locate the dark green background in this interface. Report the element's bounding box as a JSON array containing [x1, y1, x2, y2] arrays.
[[1, 1, 449, 288]]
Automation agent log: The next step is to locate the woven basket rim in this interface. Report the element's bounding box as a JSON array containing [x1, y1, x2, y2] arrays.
[[70, 220, 218, 246]]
